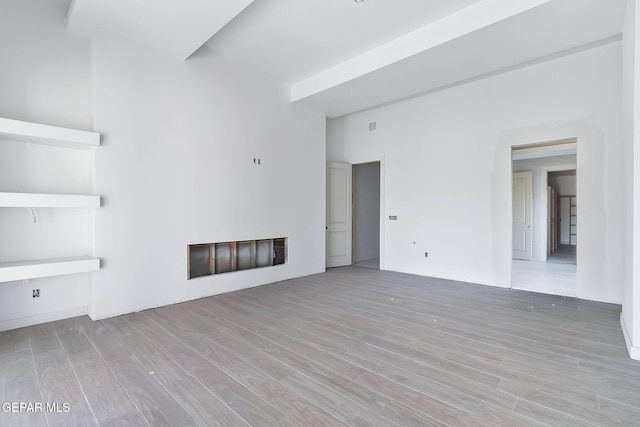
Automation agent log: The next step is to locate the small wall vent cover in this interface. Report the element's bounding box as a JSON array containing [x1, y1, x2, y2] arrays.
[[368, 121, 377, 132]]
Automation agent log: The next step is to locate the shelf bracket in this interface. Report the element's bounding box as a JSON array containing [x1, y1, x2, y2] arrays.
[[26, 137, 33, 148], [29, 207, 37, 223]]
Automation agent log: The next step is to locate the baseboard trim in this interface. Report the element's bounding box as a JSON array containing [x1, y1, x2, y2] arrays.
[[0, 306, 88, 332], [621, 312, 640, 361]]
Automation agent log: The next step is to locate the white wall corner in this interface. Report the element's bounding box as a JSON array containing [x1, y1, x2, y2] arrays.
[[66, 0, 95, 37], [621, 312, 640, 360]]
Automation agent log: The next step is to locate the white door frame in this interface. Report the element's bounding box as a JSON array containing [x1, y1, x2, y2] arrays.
[[376, 158, 386, 270], [509, 136, 578, 290], [506, 128, 585, 296]]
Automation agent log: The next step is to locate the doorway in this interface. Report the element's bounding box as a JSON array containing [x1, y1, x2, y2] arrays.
[[326, 161, 382, 269], [353, 162, 380, 269], [511, 140, 577, 296], [548, 170, 577, 265]]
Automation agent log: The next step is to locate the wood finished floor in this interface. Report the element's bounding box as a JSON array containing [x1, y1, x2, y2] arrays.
[[1, 266, 639, 426]]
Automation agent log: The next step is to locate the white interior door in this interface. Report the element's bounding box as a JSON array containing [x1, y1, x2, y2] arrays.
[[513, 171, 533, 260], [326, 162, 352, 268]]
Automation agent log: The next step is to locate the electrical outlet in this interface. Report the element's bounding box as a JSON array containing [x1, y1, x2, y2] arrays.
[[425, 252, 428, 258], [32, 289, 40, 298]]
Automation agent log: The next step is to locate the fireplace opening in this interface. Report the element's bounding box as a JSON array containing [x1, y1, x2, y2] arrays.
[[187, 237, 287, 280]]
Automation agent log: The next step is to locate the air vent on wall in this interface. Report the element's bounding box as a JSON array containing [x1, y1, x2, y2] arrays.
[[368, 121, 377, 132]]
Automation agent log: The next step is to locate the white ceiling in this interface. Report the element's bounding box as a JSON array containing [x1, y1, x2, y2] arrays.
[[291, 0, 626, 117], [67, 0, 627, 118], [67, 0, 255, 60], [205, 0, 485, 83]]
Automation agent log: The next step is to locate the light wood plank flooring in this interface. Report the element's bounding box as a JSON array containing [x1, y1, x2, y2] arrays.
[[1, 266, 639, 426]]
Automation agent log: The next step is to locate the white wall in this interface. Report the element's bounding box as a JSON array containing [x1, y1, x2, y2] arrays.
[[327, 117, 345, 162], [622, 0, 640, 359], [0, 0, 94, 330], [353, 162, 380, 263], [89, 30, 326, 319], [513, 155, 576, 261], [336, 41, 623, 304], [0, 0, 326, 327], [548, 174, 577, 196], [0, 0, 91, 129]]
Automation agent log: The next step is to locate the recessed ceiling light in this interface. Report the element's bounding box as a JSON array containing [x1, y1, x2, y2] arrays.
[[355, 0, 364, 2]]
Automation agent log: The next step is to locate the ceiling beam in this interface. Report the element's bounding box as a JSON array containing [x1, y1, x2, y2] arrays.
[[291, 0, 551, 103]]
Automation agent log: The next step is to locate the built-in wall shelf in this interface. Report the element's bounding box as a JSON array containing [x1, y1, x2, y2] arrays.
[[0, 117, 102, 286], [0, 116, 101, 328], [0, 192, 100, 208], [0, 117, 100, 149], [0, 256, 100, 283]]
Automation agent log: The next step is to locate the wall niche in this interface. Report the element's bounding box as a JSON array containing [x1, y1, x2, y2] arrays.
[[187, 238, 287, 280]]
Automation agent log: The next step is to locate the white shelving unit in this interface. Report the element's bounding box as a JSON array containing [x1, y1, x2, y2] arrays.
[[0, 192, 100, 208], [0, 257, 100, 283], [0, 117, 101, 282], [0, 117, 99, 149]]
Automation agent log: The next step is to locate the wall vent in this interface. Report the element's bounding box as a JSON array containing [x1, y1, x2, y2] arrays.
[[368, 121, 377, 132]]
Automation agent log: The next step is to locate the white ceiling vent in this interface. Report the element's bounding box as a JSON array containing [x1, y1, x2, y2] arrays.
[[368, 121, 377, 132]]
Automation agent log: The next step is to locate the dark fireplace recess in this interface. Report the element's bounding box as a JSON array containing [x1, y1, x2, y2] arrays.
[[187, 238, 286, 280]]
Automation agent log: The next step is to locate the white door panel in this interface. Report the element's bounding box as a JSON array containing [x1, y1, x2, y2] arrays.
[[513, 171, 532, 260], [513, 229, 527, 252], [327, 162, 352, 268]]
